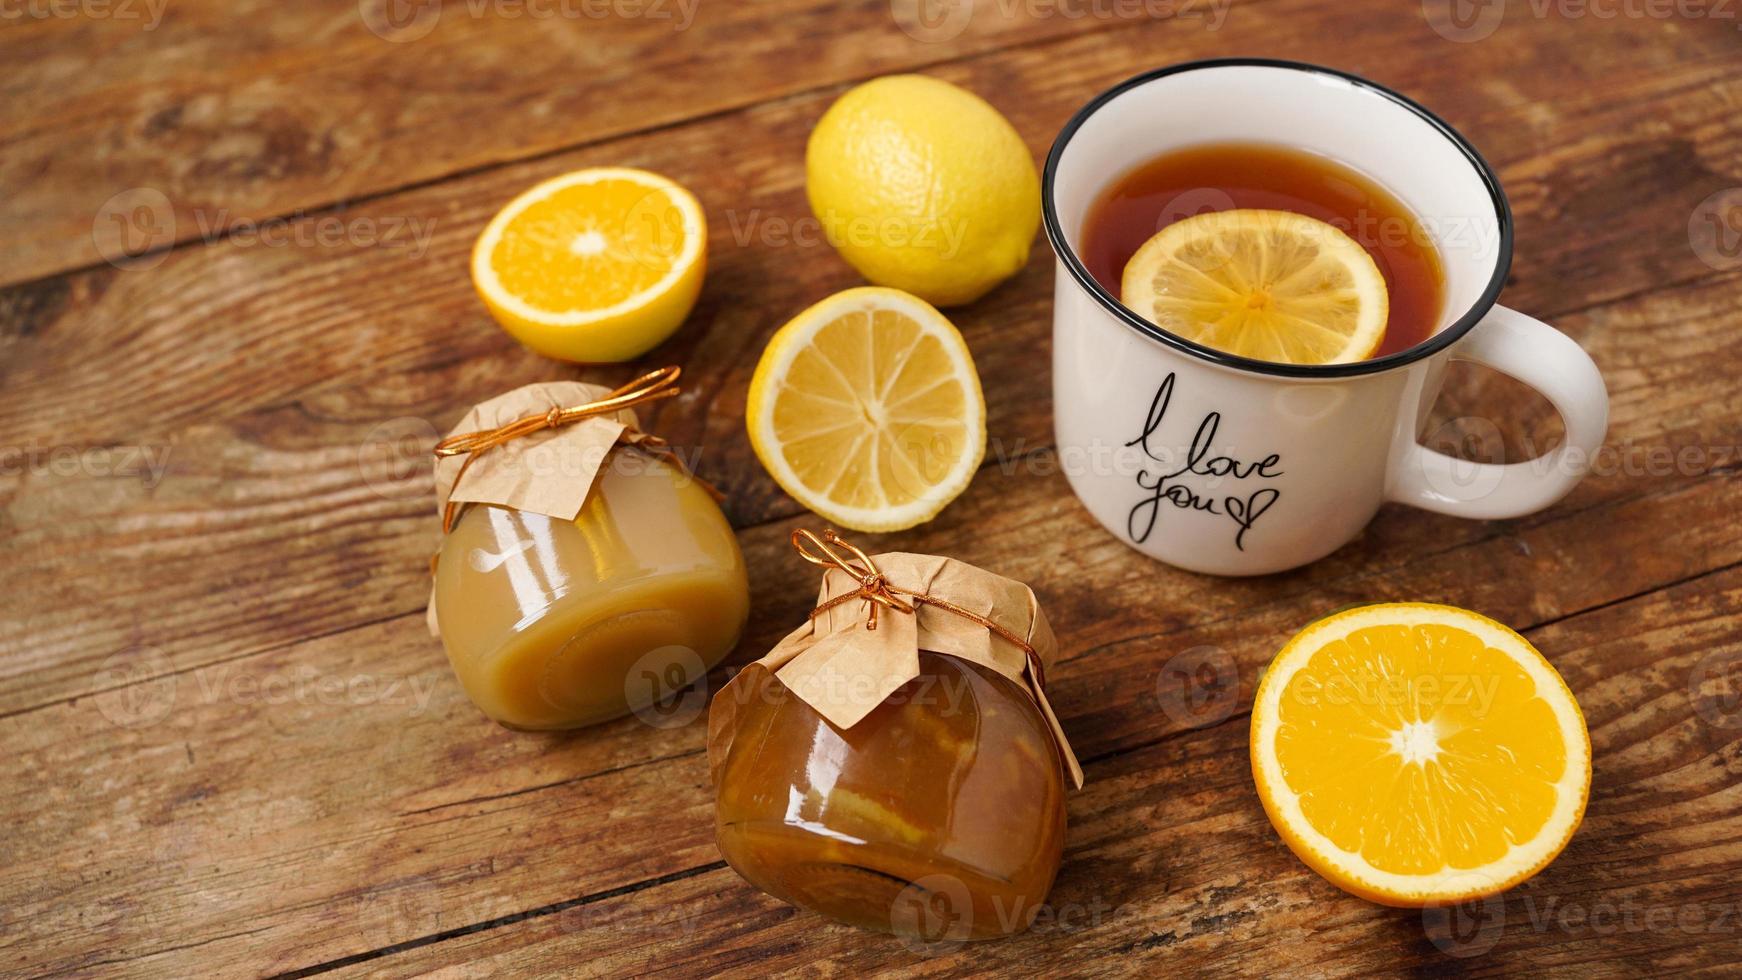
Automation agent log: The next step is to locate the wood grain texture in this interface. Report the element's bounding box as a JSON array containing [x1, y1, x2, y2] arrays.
[[4, 0, 1740, 713], [320, 568, 1742, 978], [7, 0, 1741, 457], [4, 271, 1736, 975], [2, 0, 1740, 976], [10, 512, 1733, 976], [0, 0, 1238, 287]]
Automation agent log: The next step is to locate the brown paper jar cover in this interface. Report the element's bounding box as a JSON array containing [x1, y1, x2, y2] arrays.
[[429, 379, 749, 731], [707, 535, 1082, 941]]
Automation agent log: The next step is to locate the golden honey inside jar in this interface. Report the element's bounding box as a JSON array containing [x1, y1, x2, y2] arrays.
[[708, 531, 1081, 940], [715, 655, 1067, 938], [430, 373, 748, 731]]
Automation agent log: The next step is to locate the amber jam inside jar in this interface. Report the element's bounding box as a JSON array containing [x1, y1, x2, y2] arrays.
[[433, 452, 748, 730], [714, 652, 1068, 939]]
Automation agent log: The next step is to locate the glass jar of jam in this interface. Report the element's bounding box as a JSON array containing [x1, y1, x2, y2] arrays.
[[708, 531, 1080, 940], [430, 373, 748, 731]]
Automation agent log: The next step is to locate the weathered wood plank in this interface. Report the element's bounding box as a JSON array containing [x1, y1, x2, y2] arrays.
[[2, 0, 1738, 715], [3, 0, 1736, 453], [0, 0, 1235, 287], [2, 245, 1735, 729], [3, 278, 1736, 973], [5, 4, 1741, 977], [315, 567, 1742, 975]]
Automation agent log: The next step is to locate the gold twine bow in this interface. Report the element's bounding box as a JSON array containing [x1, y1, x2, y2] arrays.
[[432, 365, 687, 534], [791, 529, 1048, 692]]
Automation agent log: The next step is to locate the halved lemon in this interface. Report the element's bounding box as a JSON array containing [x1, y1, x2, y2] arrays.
[[1251, 603, 1591, 907], [1122, 209, 1388, 365], [746, 287, 985, 532], [472, 167, 706, 363]]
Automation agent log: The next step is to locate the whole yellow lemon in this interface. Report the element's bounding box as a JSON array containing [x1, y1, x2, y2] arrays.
[[805, 75, 1040, 307]]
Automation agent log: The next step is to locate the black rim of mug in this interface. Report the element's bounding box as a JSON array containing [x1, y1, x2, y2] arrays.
[[1040, 57, 1515, 380]]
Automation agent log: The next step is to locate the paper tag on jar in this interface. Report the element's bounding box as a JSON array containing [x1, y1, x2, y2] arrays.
[[773, 609, 920, 731], [433, 381, 642, 524], [709, 550, 1084, 790], [426, 380, 652, 638]]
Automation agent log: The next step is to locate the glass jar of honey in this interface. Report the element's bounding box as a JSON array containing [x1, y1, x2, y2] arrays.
[[708, 531, 1082, 941], [428, 372, 748, 731]]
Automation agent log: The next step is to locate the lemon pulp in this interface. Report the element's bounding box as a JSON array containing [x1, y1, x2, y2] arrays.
[[1121, 208, 1388, 365], [747, 287, 985, 532]]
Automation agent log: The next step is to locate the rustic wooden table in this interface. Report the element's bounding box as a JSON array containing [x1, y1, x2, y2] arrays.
[[5, 0, 1741, 976]]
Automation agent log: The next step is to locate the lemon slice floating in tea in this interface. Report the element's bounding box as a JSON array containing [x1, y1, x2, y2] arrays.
[[746, 286, 986, 533], [1250, 603, 1591, 907], [1121, 208, 1388, 365], [471, 167, 706, 363]]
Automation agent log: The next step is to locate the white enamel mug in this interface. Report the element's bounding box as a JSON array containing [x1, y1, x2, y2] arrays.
[[1043, 59, 1608, 576]]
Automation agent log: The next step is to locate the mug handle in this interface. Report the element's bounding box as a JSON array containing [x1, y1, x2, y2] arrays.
[[1386, 305, 1608, 520]]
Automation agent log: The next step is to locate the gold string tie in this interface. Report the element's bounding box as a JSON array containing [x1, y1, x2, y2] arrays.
[[431, 365, 694, 535], [791, 528, 1048, 692]]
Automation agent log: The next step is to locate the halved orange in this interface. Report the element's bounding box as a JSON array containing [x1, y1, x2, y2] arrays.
[[471, 167, 705, 362], [1250, 603, 1591, 906]]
